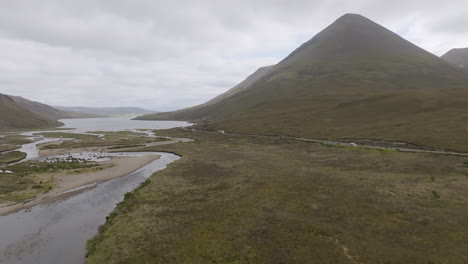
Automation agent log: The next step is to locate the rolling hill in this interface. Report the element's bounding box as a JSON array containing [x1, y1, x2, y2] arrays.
[[55, 106, 156, 116], [138, 14, 468, 151], [442, 48, 468, 69], [0, 93, 94, 131]]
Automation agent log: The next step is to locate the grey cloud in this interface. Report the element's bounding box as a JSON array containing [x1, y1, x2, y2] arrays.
[[0, 1, 466, 110]]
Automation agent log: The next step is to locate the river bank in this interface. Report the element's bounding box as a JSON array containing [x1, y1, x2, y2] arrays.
[[0, 117, 191, 264], [0, 153, 160, 216]]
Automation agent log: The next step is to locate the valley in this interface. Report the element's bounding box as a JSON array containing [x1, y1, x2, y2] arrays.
[[1, 11, 468, 264]]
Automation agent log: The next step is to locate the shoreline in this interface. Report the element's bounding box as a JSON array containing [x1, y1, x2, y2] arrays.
[[0, 153, 160, 216]]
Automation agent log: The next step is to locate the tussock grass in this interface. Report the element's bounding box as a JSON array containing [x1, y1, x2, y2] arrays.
[[86, 129, 468, 263]]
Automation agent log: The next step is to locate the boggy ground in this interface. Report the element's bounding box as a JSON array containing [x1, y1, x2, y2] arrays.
[[86, 128, 468, 264]]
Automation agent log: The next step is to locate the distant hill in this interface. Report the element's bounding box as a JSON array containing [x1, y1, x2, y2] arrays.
[[442, 48, 468, 69], [0, 93, 95, 131], [55, 106, 156, 117], [137, 14, 468, 151], [139, 65, 274, 120]]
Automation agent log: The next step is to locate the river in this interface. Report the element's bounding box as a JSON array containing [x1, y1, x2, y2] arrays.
[[0, 117, 190, 264]]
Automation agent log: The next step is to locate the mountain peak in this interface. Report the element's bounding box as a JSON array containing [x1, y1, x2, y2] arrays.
[[336, 13, 368, 22], [442, 47, 468, 69], [278, 13, 438, 69], [326, 13, 378, 31]]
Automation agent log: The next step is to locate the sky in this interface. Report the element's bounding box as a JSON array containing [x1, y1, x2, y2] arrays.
[[0, 0, 467, 111]]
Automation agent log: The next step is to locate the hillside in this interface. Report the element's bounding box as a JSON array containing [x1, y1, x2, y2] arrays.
[[0, 93, 93, 131], [139, 65, 274, 120], [138, 14, 468, 151], [442, 48, 468, 69], [55, 106, 156, 116]]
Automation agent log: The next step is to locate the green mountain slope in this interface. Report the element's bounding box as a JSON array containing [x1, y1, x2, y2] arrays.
[[138, 14, 468, 150], [0, 93, 93, 131], [442, 48, 468, 69], [138, 65, 274, 121]]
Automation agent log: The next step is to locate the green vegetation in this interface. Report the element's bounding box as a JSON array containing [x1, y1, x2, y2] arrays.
[[0, 151, 27, 164], [38, 131, 168, 150], [0, 135, 32, 159], [0, 159, 101, 203], [0, 130, 168, 204], [108, 144, 146, 150], [0, 144, 19, 153], [0, 135, 33, 146], [86, 129, 468, 263], [88, 131, 144, 136]]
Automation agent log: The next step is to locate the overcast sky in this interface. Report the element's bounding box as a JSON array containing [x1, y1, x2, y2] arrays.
[[0, 0, 467, 111]]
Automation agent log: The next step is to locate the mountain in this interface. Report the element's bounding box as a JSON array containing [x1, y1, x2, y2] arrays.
[[55, 106, 156, 116], [442, 48, 468, 69], [137, 14, 468, 151], [0, 93, 94, 131], [139, 65, 274, 120]]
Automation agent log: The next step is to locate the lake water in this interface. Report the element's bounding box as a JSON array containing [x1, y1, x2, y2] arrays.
[[0, 118, 189, 264], [59, 117, 191, 133]]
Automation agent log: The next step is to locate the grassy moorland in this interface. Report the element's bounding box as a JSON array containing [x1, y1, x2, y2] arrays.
[[206, 88, 468, 153], [86, 128, 468, 264]]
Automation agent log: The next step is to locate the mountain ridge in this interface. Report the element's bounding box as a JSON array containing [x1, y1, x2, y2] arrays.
[[442, 47, 468, 69], [137, 13, 468, 151], [138, 65, 275, 121], [0, 93, 95, 131]]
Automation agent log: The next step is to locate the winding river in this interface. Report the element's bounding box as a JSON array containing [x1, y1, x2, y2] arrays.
[[0, 117, 191, 264]]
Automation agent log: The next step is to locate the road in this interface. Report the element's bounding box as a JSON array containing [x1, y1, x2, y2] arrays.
[[184, 127, 468, 157]]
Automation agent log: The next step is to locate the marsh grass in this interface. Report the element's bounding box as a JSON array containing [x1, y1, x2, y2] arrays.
[[0, 151, 27, 164], [0, 135, 33, 146]]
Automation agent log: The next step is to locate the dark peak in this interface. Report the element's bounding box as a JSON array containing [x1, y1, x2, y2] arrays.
[[332, 13, 375, 26], [445, 47, 468, 54], [442, 47, 468, 58], [328, 13, 380, 31], [337, 13, 367, 21], [280, 13, 414, 64]]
